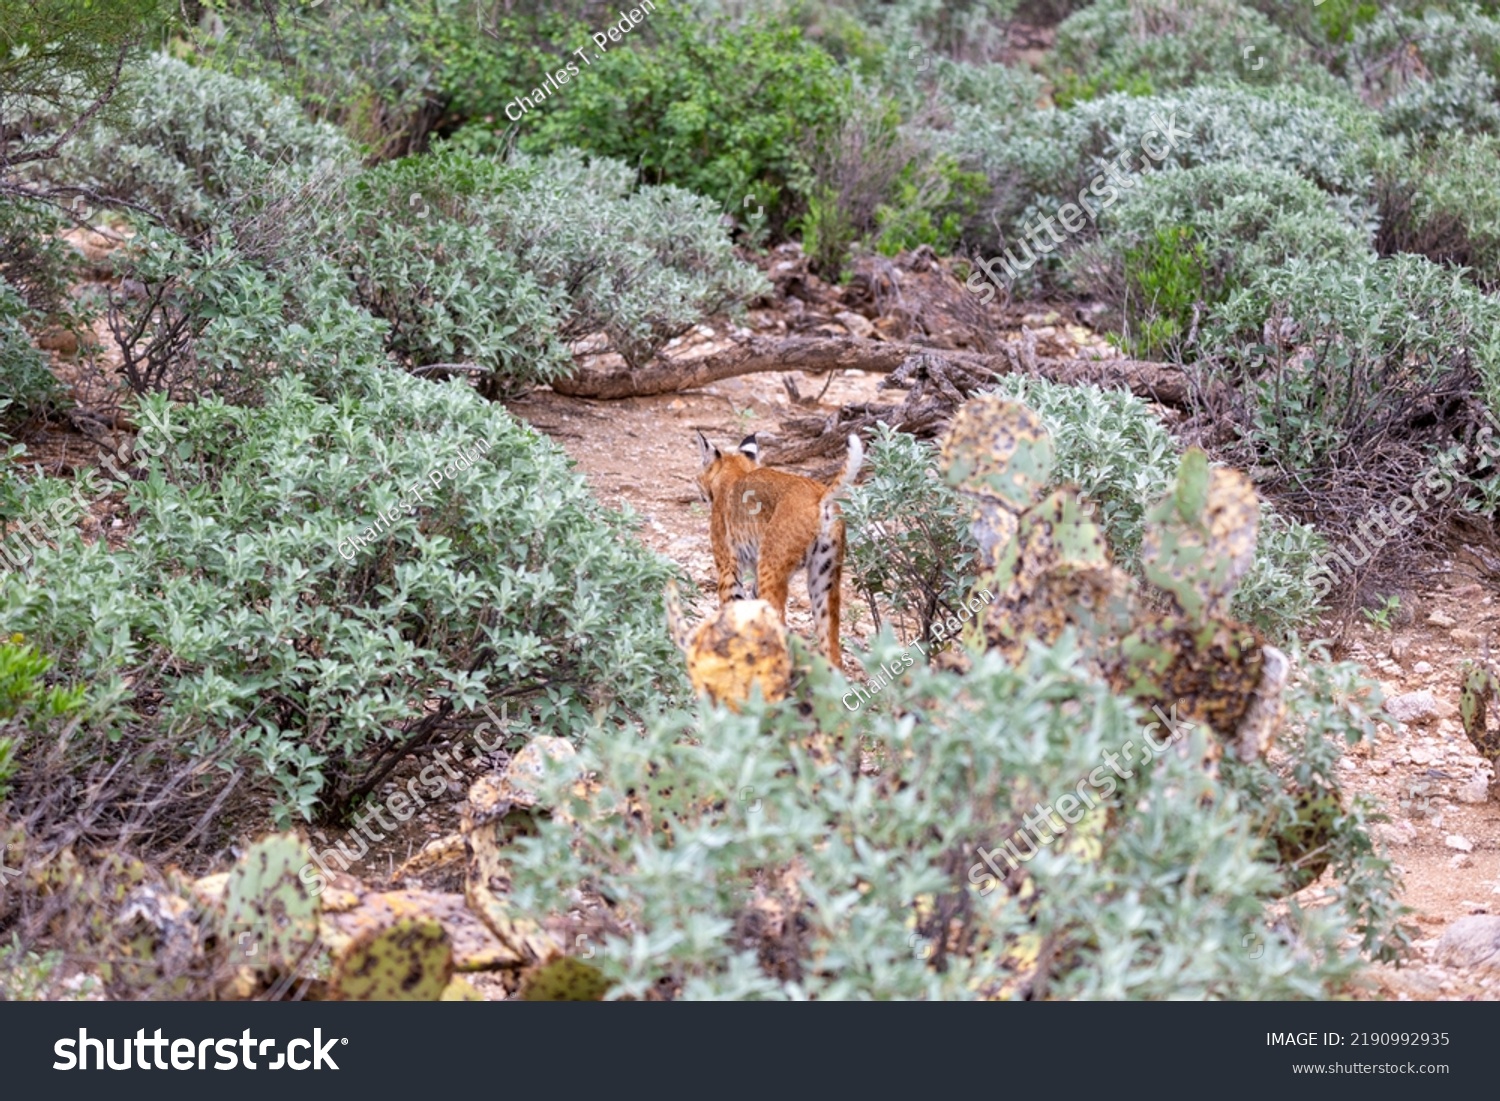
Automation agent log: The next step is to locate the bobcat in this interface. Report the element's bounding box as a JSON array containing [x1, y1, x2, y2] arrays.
[[694, 430, 863, 665]]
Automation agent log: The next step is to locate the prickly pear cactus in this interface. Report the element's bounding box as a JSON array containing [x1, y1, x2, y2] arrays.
[[329, 917, 452, 1000], [1140, 449, 1259, 621], [941, 397, 1054, 570], [517, 954, 611, 1001], [979, 488, 1135, 665], [669, 596, 791, 708], [221, 833, 320, 973], [1459, 660, 1500, 797]]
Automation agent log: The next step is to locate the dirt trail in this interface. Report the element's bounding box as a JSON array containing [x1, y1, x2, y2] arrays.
[[509, 313, 1500, 1002]]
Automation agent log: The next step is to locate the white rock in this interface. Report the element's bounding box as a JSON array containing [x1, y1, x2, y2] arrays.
[[1368, 760, 1391, 775], [1413, 661, 1434, 674], [1436, 915, 1500, 971], [1410, 746, 1433, 765], [1450, 853, 1474, 869], [1427, 611, 1457, 628], [1456, 777, 1491, 804], [1445, 834, 1475, 853], [1385, 690, 1439, 724]]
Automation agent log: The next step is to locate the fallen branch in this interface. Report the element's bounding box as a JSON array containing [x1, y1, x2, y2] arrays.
[[549, 334, 1190, 407]]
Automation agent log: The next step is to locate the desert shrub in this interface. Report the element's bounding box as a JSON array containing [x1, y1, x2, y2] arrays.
[[1050, 0, 1340, 106], [1348, 9, 1500, 139], [343, 147, 764, 388], [0, 365, 687, 828], [844, 380, 1324, 640], [339, 152, 566, 396], [522, 8, 847, 235], [505, 629, 1401, 998], [1199, 252, 1500, 568], [0, 280, 64, 425], [189, 0, 449, 160], [946, 85, 1388, 285], [105, 222, 388, 402], [41, 55, 357, 235], [842, 424, 977, 644], [1067, 163, 1374, 357], [1375, 132, 1500, 289], [0, 636, 87, 802], [0, 200, 78, 320], [492, 150, 767, 364], [1242, 0, 1383, 46]]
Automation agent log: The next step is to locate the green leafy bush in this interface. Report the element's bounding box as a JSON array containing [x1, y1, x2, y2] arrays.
[[0, 279, 63, 426], [341, 147, 765, 389], [189, 0, 449, 160], [1202, 252, 1500, 547], [946, 85, 1388, 284], [0, 636, 88, 802], [340, 152, 567, 396], [0, 365, 686, 825], [506, 630, 1400, 998], [1349, 9, 1500, 140], [522, 8, 847, 234], [1067, 163, 1373, 356]]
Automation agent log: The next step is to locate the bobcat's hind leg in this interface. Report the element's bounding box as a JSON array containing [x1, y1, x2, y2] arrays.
[[806, 512, 845, 665]]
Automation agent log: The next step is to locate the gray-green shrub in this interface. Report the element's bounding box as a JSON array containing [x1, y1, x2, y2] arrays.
[[0, 364, 687, 825], [505, 631, 1401, 998]]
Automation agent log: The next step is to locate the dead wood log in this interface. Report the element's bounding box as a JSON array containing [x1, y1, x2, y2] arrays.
[[550, 335, 1190, 407]]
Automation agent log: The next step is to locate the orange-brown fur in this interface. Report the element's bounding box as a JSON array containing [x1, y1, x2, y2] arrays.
[[695, 431, 863, 665]]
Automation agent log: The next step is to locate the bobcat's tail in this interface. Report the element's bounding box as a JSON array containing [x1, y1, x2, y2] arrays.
[[818, 433, 864, 533], [824, 433, 864, 500]]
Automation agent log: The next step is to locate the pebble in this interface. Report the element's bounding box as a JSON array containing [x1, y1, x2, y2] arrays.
[[1428, 611, 1458, 628], [1368, 760, 1391, 775], [1413, 660, 1434, 674], [1410, 746, 1433, 765], [1445, 834, 1475, 853], [1456, 777, 1491, 804], [1385, 689, 1439, 724], [1436, 915, 1500, 971], [1450, 853, 1475, 869], [1452, 628, 1482, 646]]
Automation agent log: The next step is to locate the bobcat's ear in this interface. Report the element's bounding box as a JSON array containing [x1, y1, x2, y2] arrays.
[[696, 430, 719, 468], [738, 434, 759, 462]]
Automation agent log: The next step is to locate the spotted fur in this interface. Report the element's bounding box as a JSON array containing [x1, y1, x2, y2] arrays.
[[695, 431, 863, 665]]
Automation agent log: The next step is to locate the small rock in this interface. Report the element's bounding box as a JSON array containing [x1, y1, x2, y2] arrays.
[[1375, 819, 1418, 846], [667, 399, 685, 411], [834, 311, 876, 339], [1451, 853, 1475, 869], [1364, 964, 1444, 998], [1410, 746, 1433, 765], [1385, 690, 1439, 724], [1368, 759, 1391, 775], [1452, 627, 1482, 646], [1427, 611, 1457, 628], [1456, 777, 1491, 804], [1436, 915, 1500, 971], [1446, 834, 1475, 853], [1413, 660, 1434, 674]]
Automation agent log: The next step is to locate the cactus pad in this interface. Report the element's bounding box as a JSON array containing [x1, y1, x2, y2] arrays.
[[517, 954, 612, 1001], [1459, 660, 1500, 797], [221, 832, 320, 973], [329, 917, 452, 1000], [1141, 450, 1259, 620], [941, 397, 1053, 514]]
